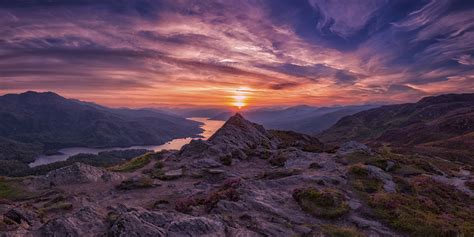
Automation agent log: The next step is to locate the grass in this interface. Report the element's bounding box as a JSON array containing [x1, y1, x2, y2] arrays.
[[368, 176, 474, 236], [321, 224, 364, 237], [292, 187, 350, 219], [0, 178, 36, 201], [109, 152, 156, 172], [347, 164, 383, 194]]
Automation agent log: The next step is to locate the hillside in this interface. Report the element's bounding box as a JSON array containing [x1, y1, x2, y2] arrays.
[[319, 93, 474, 162], [0, 91, 202, 163], [0, 114, 472, 236]]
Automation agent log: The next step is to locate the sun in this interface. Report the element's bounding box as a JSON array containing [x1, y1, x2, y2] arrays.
[[232, 87, 250, 109]]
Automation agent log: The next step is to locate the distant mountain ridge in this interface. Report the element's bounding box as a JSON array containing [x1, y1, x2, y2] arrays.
[[0, 91, 203, 163], [202, 104, 379, 134], [318, 93, 474, 161]]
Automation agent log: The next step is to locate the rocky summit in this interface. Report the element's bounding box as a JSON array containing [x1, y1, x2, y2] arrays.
[[0, 114, 473, 237]]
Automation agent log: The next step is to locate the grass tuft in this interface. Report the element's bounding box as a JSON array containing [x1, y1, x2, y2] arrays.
[[293, 187, 350, 219]]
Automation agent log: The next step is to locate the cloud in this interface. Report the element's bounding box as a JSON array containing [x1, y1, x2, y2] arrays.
[[0, 0, 472, 107], [454, 54, 474, 65], [309, 0, 386, 38]]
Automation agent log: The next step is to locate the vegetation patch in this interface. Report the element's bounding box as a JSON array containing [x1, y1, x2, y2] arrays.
[[175, 178, 240, 213], [116, 177, 154, 190], [348, 164, 383, 194], [368, 176, 474, 236], [109, 152, 156, 172], [292, 187, 350, 219], [0, 178, 36, 201], [321, 224, 364, 237]]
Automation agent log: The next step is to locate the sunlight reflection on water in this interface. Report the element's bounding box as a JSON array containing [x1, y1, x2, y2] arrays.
[[29, 117, 224, 167]]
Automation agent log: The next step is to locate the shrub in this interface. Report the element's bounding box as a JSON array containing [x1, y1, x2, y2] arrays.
[[293, 187, 350, 219]]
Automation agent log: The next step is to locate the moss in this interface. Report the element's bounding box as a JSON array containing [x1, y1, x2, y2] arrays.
[[321, 225, 364, 237], [109, 152, 154, 172], [292, 187, 350, 219], [368, 176, 474, 237], [348, 164, 383, 194]]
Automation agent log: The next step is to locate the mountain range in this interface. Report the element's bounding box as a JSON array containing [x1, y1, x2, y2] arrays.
[[165, 104, 379, 134], [0, 91, 202, 163]]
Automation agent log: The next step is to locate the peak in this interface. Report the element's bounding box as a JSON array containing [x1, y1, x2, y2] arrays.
[[229, 113, 245, 120], [22, 91, 60, 97], [208, 112, 269, 146], [418, 93, 474, 104]]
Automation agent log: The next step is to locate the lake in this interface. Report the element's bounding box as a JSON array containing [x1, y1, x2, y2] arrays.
[[29, 117, 225, 167]]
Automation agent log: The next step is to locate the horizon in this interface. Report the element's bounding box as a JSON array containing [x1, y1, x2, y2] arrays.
[[1, 1, 474, 108]]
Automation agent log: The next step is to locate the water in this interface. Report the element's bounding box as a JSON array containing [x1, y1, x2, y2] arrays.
[[29, 117, 225, 167]]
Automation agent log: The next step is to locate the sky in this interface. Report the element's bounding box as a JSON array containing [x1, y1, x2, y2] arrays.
[[0, 0, 473, 108]]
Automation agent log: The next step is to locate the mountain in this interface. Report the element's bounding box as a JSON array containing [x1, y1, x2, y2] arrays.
[[319, 93, 474, 162], [0, 91, 202, 163], [1, 113, 473, 237], [210, 105, 378, 134]]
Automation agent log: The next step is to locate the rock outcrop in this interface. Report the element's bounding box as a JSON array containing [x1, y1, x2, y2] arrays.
[[33, 163, 123, 188]]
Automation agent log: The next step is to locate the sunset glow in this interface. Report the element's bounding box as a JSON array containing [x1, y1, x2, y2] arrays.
[[232, 87, 250, 109], [0, 1, 473, 108]]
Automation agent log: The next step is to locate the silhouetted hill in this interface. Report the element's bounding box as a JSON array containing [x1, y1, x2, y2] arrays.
[[319, 93, 474, 160], [0, 91, 202, 163]]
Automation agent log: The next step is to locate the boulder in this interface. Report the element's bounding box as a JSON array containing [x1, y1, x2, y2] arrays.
[[34, 163, 123, 187], [40, 207, 106, 237], [336, 141, 373, 156]]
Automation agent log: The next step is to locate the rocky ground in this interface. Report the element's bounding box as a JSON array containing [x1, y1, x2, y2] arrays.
[[0, 114, 473, 237]]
